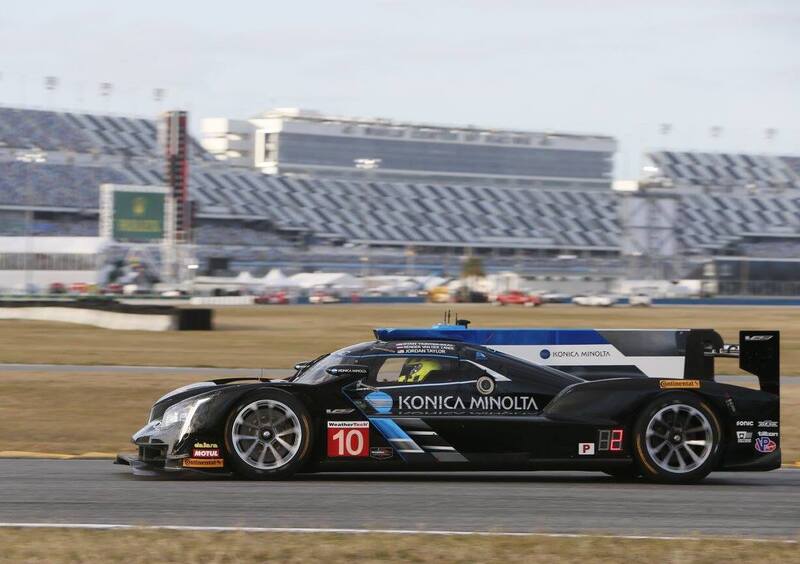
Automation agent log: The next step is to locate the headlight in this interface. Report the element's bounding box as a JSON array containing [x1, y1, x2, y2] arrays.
[[161, 396, 210, 429]]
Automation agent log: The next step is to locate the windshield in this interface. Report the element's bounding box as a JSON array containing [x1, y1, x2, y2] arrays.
[[292, 342, 373, 385]]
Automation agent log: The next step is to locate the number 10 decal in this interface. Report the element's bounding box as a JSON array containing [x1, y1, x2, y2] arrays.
[[327, 421, 369, 457]]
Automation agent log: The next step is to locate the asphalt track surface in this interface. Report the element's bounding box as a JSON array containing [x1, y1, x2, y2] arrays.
[[1, 460, 797, 538]]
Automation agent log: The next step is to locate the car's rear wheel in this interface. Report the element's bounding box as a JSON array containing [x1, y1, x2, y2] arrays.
[[633, 393, 722, 483], [225, 390, 313, 480]]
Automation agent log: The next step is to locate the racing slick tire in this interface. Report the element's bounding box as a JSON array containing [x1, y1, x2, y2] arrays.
[[632, 392, 722, 484], [224, 389, 313, 480]]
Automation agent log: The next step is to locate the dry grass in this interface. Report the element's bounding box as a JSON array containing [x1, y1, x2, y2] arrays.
[[0, 371, 200, 454], [0, 303, 798, 371], [0, 529, 796, 563], [0, 371, 797, 462]]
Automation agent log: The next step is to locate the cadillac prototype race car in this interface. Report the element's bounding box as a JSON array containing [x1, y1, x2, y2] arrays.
[[117, 322, 781, 483]]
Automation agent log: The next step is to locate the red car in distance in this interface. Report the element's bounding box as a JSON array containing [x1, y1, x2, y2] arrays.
[[255, 290, 290, 305], [493, 290, 542, 307]]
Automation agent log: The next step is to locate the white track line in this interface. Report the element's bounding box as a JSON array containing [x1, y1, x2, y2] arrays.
[[0, 523, 795, 544]]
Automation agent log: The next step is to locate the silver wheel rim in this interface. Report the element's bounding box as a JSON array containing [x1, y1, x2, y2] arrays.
[[232, 399, 302, 470], [645, 404, 713, 474]]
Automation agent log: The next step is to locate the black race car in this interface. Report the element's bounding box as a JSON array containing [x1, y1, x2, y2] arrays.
[[117, 323, 781, 483]]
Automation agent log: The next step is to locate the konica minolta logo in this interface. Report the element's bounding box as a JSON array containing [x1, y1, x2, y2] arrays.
[[540, 349, 610, 359]]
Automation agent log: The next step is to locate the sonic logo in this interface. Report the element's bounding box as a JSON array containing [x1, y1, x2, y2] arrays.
[[132, 196, 146, 216]]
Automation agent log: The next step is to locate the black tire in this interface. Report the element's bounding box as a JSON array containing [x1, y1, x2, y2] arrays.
[[632, 392, 722, 484], [224, 389, 313, 480]]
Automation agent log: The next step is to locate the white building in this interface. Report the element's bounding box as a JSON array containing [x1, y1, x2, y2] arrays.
[[201, 108, 616, 189], [0, 236, 104, 291]]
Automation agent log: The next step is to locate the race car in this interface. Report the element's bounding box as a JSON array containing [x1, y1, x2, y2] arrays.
[[493, 290, 542, 307], [117, 322, 781, 484]]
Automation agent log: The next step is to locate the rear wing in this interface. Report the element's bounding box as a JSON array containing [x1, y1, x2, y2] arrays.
[[702, 330, 780, 395], [375, 326, 779, 392]]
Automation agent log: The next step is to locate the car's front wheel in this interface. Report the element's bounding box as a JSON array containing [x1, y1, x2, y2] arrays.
[[633, 393, 722, 483], [224, 390, 313, 480]]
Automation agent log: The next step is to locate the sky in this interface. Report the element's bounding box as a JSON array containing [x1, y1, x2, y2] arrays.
[[0, 0, 797, 177]]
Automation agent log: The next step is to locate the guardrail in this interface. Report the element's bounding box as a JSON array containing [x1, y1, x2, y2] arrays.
[[0, 300, 213, 331]]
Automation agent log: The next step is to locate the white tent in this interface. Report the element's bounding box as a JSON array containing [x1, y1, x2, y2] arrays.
[[289, 272, 364, 290], [261, 268, 299, 288]]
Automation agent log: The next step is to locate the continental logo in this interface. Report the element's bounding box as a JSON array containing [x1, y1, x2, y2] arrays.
[[659, 379, 700, 389], [182, 458, 224, 468]]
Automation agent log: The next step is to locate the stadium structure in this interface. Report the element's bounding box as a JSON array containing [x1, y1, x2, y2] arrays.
[[201, 108, 616, 190], [0, 105, 799, 294]]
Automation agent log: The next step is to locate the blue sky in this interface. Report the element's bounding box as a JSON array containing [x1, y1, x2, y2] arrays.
[[0, 0, 797, 177]]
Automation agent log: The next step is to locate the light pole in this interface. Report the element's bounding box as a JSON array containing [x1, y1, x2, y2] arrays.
[[15, 150, 47, 293]]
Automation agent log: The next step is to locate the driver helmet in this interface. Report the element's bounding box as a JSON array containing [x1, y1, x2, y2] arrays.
[[399, 358, 441, 383]]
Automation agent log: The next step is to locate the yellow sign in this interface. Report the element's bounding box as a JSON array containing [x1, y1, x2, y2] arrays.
[[660, 379, 700, 389]]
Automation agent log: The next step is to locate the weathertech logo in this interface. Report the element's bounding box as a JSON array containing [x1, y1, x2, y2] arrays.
[[659, 379, 700, 389]]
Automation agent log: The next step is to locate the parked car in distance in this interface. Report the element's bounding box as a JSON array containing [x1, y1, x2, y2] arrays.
[[255, 290, 290, 305], [572, 294, 618, 307], [629, 293, 653, 307], [494, 290, 542, 307]]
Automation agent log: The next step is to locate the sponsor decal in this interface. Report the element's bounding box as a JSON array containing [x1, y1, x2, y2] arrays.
[[396, 394, 538, 414], [326, 365, 369, 376], [757, 431, 779, 437], [758, 420, 778, 428], [365, 391, 393, 414], [578, 443, 595, 455], [394, 342, 456, 355], [543, 349, 611, 359], [327, 421, 369, 457], [476, 375, 495, 396], [369, 446, 393, 460], [724, 397, 736, 414], [325, 408, 355, 415], [736, 431, 752, 444], [659, 379, 700, 389], [754, 436, 777, 454], [182, 458, 224, 468], [192, 447, 220, 458], [745, 335, 773, 341], [194, 442, 218, 448], [736, 420, 754, 427]]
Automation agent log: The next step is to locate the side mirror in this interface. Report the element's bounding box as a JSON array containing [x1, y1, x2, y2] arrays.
[[294, 361, 311, 371], [325, 365, 370, 377]]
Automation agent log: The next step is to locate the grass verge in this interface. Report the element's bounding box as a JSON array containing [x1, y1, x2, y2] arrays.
[[0, 529, 800, 564], [0, 370, 797, 462], [0, 304, 798, 371], [0, 529, 796, 564]]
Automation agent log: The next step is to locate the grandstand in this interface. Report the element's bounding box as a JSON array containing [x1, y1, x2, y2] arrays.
[[645, 151, 800, 191], [1, 106, 799, 286], [202, 108, 617, 189]]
